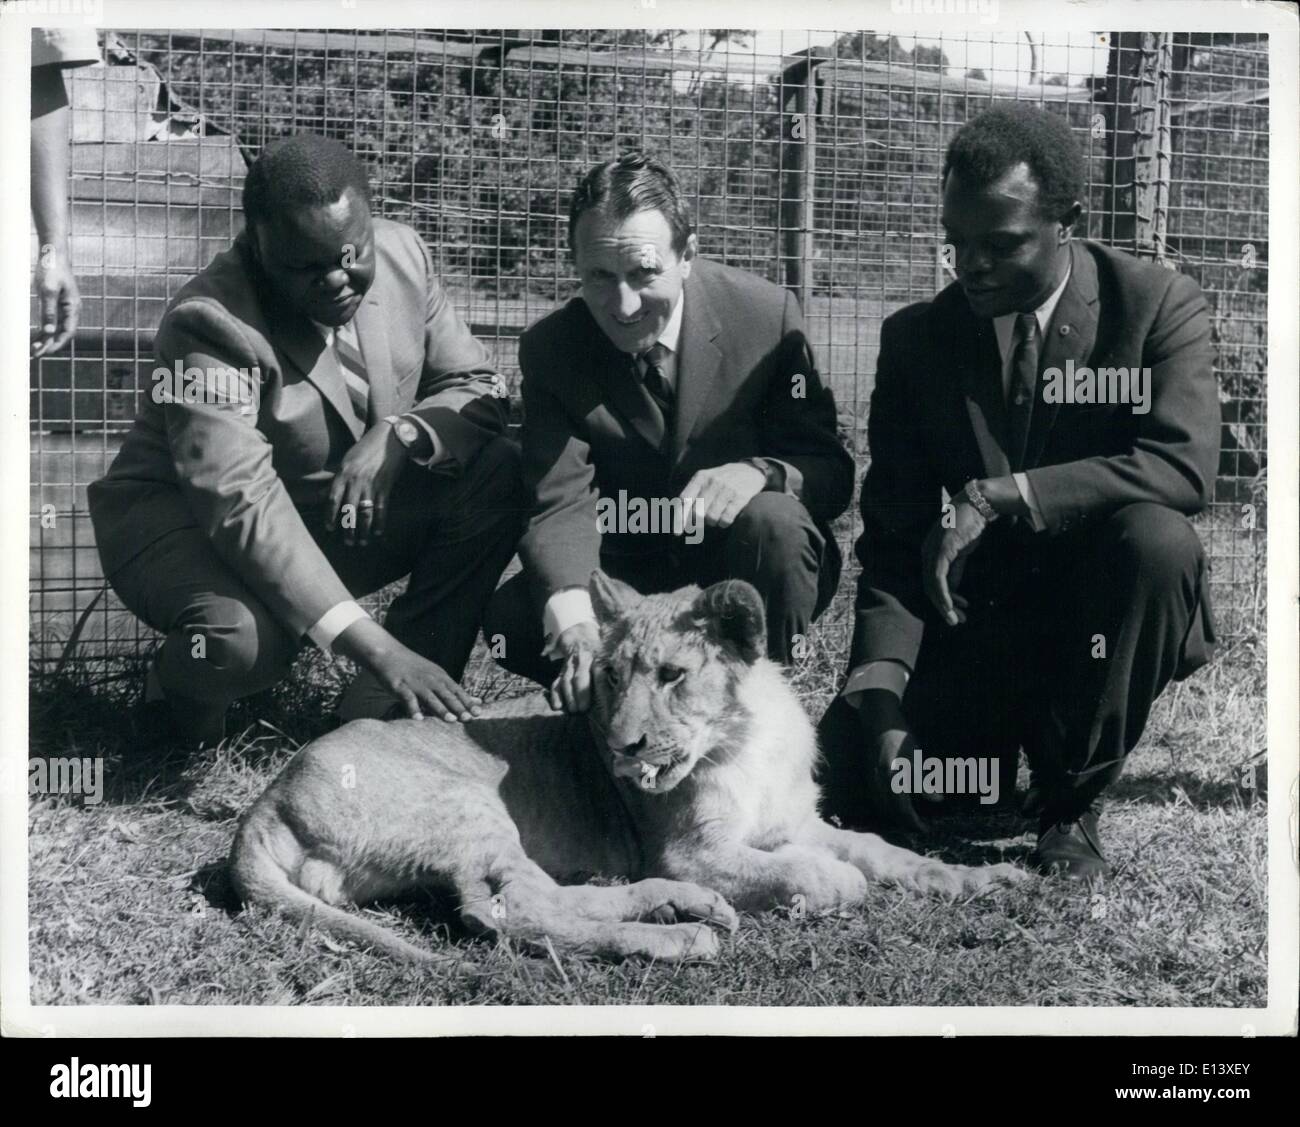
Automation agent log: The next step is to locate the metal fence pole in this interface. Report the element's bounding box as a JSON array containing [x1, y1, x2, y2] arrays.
[[1133, 31, 1174, 263], [779, 54, 819, 307], [1102, 31, 1141, 251]]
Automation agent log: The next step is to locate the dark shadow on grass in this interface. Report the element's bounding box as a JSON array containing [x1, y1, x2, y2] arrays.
[[193, 859, 241, 913], [827, 801, 1037, 867], [30, 673, 211, 807], [1102, 769, 1263, 811]]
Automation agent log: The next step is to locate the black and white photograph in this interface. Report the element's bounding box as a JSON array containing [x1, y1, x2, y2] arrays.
[[5, 0, 1296, 1049]]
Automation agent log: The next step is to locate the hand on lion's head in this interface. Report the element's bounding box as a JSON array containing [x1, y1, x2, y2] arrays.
[[587, 571, 766, 795]]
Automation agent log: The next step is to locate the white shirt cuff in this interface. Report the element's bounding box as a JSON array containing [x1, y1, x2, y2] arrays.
[[841, 660, 910, 709], [403, 414, 448, 468], [543, 588, 597, 645], [1013, 472, 1048, 532], [307, 601, 370, 651]]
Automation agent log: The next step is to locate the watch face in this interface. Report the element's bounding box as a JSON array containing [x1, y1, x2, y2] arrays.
[[396, 421, 419, 445]]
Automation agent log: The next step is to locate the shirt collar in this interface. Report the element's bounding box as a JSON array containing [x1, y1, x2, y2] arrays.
[[991, 257, 1073, 360], [656, 291, 685, 355], [309, 317, 360, 349]]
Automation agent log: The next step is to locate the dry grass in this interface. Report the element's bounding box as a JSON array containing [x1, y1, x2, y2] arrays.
[[27, 592, 1266, 1008]]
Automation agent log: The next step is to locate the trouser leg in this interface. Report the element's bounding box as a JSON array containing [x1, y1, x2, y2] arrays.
[[105, 526, 301, 737], [691, 492, 836, 663], [481, 569, 556, 686], [1028, 502, 1209, 819], [320, 436, 524, 719], [381, 436, 524, 676], [483, 490, 833, 682], [816, 605, 1029, 827]]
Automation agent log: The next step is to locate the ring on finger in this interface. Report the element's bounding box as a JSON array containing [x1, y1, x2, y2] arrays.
[[357, 499, 376, 509]]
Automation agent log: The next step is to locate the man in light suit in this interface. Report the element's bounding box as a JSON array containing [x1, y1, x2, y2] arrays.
[[484, 152, 854, 710], [89, 134, 522, 745], [817, 105, 1220, 880]]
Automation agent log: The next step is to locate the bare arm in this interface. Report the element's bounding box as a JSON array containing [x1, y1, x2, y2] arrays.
[[30, 66, 79, 357]]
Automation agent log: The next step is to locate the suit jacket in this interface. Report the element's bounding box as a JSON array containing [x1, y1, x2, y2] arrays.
[[850, 239, 1220, 673], [517, 256, 855, 603], [89, 218, 507, 638]]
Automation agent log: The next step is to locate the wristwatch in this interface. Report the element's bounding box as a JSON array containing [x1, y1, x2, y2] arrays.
[[962, 479, 998, 523], [384, 414, 423, 451]]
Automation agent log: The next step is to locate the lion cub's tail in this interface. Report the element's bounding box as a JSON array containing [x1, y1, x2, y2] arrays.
[[229, 816, 468, 971]]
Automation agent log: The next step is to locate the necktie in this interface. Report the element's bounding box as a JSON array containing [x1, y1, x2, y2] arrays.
[[640, 343, 674, 414], [1006, 312, 1038, 471], [334, 320, 370, 426]]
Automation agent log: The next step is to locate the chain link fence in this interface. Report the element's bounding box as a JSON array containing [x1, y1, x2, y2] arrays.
[[30, 28, 1268, 677]]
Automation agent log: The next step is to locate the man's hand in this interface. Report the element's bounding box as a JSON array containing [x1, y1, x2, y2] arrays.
[[546, 620, 600, 714], [856, 688, 927, 835], [679, 462, 766, 530], [325, 420, 407, 546], [921, 497, 988, 626], [334, 618, 481, 722], [30, 244, 79, 358]]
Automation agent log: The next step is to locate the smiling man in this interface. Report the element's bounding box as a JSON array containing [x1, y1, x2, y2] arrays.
[[484, 151, 853, 710], [89, 134, 522, 746], [816, 105, 1220, 880]]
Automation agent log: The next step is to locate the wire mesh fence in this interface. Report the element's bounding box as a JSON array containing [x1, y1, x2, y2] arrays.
[[29, 27, 1269, 677]]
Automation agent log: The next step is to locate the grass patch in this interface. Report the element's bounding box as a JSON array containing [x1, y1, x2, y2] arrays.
[[27, 601, 1266, 1007]]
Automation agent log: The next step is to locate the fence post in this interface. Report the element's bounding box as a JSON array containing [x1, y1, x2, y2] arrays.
[[1102, 30, 1172, 261], [779, 54, 820, 307], [1132, 31, 1173, 264]]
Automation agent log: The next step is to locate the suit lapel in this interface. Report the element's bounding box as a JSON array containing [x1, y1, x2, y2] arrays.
[[670, 273, 725, 468], [270, 310, 365, 441], [352, 292, 395, 425], [955, 299, 1012, 479], [1023, 241, 1099, 469]]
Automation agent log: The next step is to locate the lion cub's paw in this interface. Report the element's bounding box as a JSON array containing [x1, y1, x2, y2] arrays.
[[955, 861, 1031, 895], [637, 879, 738, 934], [789, 860, 870, 912], [981, 862, 1031, 887], [915, 861, 1029, 897], [665, 921, 723, 962], [913, 862, 969, 897]]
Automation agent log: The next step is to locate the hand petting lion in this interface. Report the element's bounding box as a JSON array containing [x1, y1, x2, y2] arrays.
[[230, 573, 1027, 965]]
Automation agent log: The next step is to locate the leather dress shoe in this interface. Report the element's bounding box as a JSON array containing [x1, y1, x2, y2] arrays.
[[1030, 802, 1110, 881]]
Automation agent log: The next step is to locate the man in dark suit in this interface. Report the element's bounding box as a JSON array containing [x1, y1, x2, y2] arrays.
[[485, 152, 854, 710], [89, 134, 522, 745], [817, 105, 1219, 880]]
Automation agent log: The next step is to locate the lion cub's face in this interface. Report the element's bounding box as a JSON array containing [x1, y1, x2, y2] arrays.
[[587, 573, 766, 795]]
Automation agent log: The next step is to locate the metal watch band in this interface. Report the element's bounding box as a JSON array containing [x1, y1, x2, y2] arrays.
[[963, 479, 998, 522]]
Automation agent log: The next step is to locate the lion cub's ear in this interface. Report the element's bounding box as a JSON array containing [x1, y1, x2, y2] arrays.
[[589, 570, 643, 627], [689, 580, 767, 664]]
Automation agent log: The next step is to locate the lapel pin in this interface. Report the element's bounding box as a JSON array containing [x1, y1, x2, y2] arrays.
[[1059, 324, 1071, 335]]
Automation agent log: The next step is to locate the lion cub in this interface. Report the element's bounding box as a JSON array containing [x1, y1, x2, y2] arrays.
[[230, 574, 1025, 964]]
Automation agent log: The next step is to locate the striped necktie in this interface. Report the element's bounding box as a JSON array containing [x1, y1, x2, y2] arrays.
[[333, 319, 370, 426]]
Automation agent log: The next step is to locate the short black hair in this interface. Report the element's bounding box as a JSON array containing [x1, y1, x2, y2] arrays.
[[942, 104, 1085, 222], [243, 133, 372, 229], [568, 151, 693, 254]]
